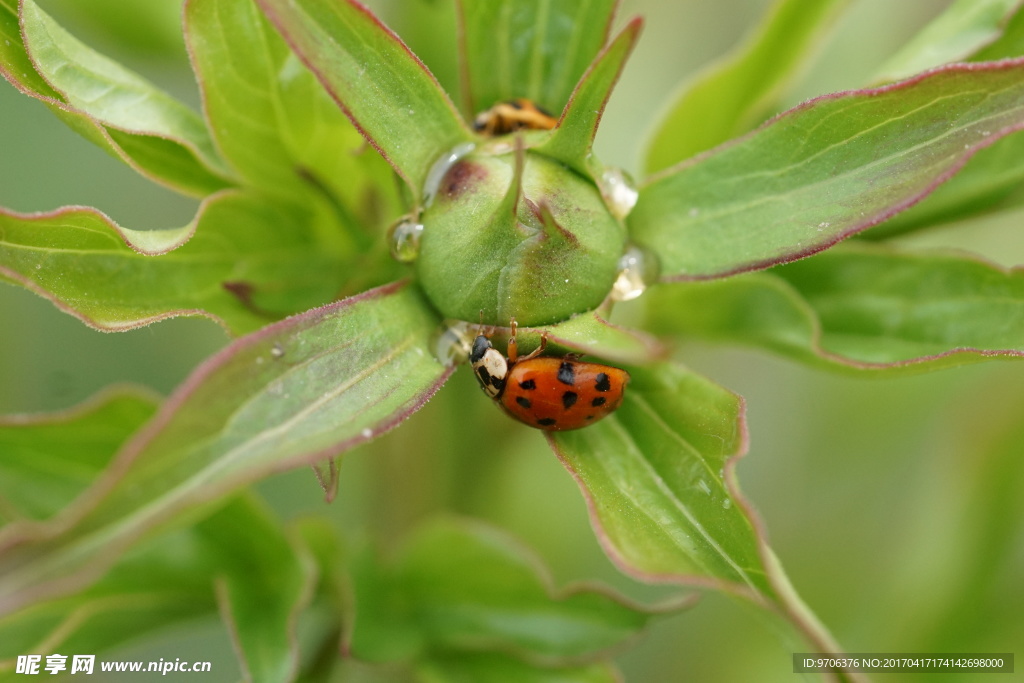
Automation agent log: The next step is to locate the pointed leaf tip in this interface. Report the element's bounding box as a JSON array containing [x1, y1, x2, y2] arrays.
[[538, 17, 642, 174]]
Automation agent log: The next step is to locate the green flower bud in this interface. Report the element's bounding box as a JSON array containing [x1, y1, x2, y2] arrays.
[[416, 145, 627, 327]]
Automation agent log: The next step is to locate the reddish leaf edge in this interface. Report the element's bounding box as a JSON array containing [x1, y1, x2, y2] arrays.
[[552, 16, 642, 147], [545, 395, 763, 602], [0, 191, 252, 335], [0, 281, 454, 616], [255, 0, 472, 193], [0, 383, 162, 423], [0, 79, 230, 197], [4, 2, 234, 194], [477, 311, 669, 365], [453, 0, 622, 119], [644, 57, 1024, 283], [545, 388, 858, 664], [721, 250, 1024, 372], [342, 514, 697, 667], [547, 309, 669, 364]]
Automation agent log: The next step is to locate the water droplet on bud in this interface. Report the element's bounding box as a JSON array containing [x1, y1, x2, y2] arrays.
[[387, 217, 425, 263], [270, 342, 285, 359], [598, 167, 638, 220], [430, 319, 475, 366], [423, 142, 476, 206], [610, 244, 660, 302]]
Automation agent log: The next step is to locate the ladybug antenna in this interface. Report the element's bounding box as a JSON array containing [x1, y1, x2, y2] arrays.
[[507, 316, 519, 363]]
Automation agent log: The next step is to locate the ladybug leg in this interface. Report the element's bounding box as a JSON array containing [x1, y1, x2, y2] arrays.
[[507, 317, 519, 363], [507, 318, 546, 363], [520, 331, 547, 362]]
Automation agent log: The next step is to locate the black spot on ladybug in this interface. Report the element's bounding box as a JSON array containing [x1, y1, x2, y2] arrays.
[[518, 379, 536, 390], [591, 396, 606, 407], [538, 417, 556, 426], [562, 391, 578, 410], [516, 396, 532, 409], [595, 373, 611, 392], [586, 415, 594, 420], [557, 362, 576, 386]]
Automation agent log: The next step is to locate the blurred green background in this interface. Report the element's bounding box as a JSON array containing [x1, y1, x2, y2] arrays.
[[2, 0, 1023, 681]]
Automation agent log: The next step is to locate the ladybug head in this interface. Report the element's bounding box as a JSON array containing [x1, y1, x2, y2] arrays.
[[470, 335, 508, 398]]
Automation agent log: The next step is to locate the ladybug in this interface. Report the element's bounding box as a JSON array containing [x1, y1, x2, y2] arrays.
[[473, 98, 558, 136], [470, 320, 629, 431]]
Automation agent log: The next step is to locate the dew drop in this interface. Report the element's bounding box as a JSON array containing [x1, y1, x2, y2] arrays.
[[35, 264, 42, 270], [688, 207, 700, 218], [361, 427, 373, 439], [610, 244, 661, 302], [270, 342, 285, 359], [597, 167, 638, 220], [387, 216, 425, 263], [422, 142, 476, 206], [722, 497, 732, 510], [430, 319, 475, 366]]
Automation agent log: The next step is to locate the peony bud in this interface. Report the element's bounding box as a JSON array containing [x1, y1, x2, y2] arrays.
[[416, 143, 627, 327]]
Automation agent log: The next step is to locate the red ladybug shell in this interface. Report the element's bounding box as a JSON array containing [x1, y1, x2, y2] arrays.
[[499, 357, 629, 431]]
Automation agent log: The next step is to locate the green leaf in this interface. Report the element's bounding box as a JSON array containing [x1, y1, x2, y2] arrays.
[[972, 4, 1024, 61], [256, 0, 472, 201], [9, 0, 233, 196], [185, 0, 395, 215], [0, 191, 360, 336], [536, 311, 668, 365], [647, 243, 1024, 371], [866, 7, 1024, 239], [349, 517, 681, 666], [536, 18, 641, 176], [0, 281, 451, 618], [549, 362, 769, 595], [643, 0, 851, 174], [456, 0, 617, 117], [0, 387, 158, 523], [862, 131, 1024, 239], [467, 312, 667, 371], [0, 493, 310, 683], [35, 0, 184, 58], [398, 518, 679, 661], [0, 0, 55, 98], [418, 652, 621, 683], [874, 0, 1024, 83], [630, 59, 1024, 280], [203, 496, 316, 683], [0, 522, 216, 666]]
